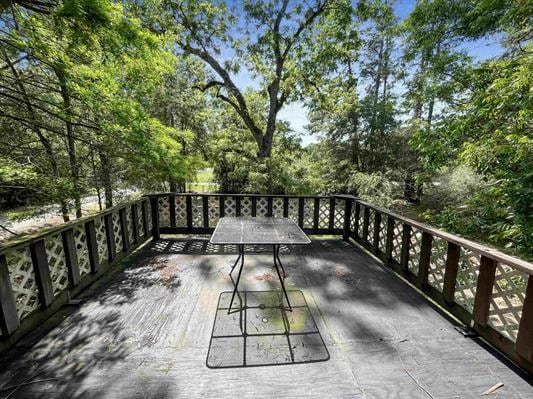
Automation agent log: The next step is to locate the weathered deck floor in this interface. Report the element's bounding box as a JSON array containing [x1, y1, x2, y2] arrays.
[[0, 238, 531, 398]]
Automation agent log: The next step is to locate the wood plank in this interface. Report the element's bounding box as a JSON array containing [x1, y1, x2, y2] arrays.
[[473, 256, 497, 326], [516, 275, 533, 362], [0, 253, 19, 335], [442, 242, 460, 304], [61, 228, 80, 287], [29, 239, 54, 308]]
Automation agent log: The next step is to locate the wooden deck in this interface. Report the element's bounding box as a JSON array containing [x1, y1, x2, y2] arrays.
[[0, 238, 531, 398]]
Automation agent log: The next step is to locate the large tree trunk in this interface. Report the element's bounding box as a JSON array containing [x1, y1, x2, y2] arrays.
[[99, 149, 113, 208], [55, 68, 82, 218]]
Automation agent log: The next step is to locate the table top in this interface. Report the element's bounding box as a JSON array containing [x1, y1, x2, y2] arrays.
[[210, 217, 311, 245]]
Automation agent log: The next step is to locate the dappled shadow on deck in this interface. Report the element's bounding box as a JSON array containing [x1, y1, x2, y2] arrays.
[[0, 238, 531, 398]]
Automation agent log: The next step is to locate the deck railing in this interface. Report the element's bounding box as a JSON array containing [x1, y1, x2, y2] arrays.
[[0, 198, 152, 350], [1, 192, 532, 374]]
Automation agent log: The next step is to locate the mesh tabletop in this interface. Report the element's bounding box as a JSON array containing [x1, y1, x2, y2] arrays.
[[210, 217, 311, 245]]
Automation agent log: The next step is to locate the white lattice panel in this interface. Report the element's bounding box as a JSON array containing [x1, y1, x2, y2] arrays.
[[454, 249, 480, 312], [208, 196, 220, 227], [146, 201, 153, 234], [240, 197, 252, 216], [334, 199, 345, 230], [428, 237, 447, 292], [391, 221, 403, 263], [377, 215, 387, 252], [175, 196, 187, 227], [487, 263, 527, 341], [126, 208, 135, 245], [95, 216, 108, 263], [357, 206, 365, 237], [367, 209, 375, 244], [256, 197, 269, 216], [112, 212, 123, 253], [158, 197, 170, 228], [224, 197, 236, 216], [317, 199, 328, 229], [304, 198, 314, 228], [136, 203, 145, 237], [272, 198, 284, 217], [288, 198, 299, 224], [45, 233, 69, 296], [349, 204, 357, 232], [73, 225, 91, 276], [192, 196, 203, 227], [5, 246, 39, 319], [407, 229, 422, 275]]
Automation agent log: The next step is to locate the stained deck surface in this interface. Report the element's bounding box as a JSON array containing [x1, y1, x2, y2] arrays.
[[0, 238, 531, 398]]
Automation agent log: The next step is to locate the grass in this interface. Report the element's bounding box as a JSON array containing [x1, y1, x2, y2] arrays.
[[196, 168, 215, 183]]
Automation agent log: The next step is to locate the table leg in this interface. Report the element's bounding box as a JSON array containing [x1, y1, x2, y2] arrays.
[[228, 244, 245, 314], [229, 246, 242, 275], [273, 244, 292, 312]]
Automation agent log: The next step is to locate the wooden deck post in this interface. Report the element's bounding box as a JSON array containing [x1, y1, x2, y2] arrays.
[[342, 198, 352, 241], [150, 197, 160, 241], [219, 196, 225, 218], [169, 195, 176, 228], [267, 197, 273, 217], [442, 242, 460, 305], [400, 224, 411, 273], [85, 220, 100, 273], [516, 275, 533, 362], [62, 228, 81, 287], [186, 195, 193, 230], [417, 232, 433, 288], [119, 208, 129, 252], [0, 254, 19, 335], [473, 256, 497, 327], [328, 197, 335, 232], [203, 196, 209, 229], [283, 197, 289, 218], [298, 198, 304, 228], [372, 211, 381, 253], [313, 198, 319, 234], [385, 216, 395, 266], [29, 240, 54, 308], [131, 204, 140, 244], [235, 196, 241, 216]]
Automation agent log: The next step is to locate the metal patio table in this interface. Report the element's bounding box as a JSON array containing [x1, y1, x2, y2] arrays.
[[210, 216, 311, 313]]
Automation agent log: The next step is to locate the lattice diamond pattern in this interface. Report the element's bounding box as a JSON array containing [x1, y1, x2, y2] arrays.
[[45, 233, 69, 295], [256, 197, 269, 216], [112, 212, 123, 254], [377, 216, 387, 252], [316, 199, 328, 229], [73, 225, 90, 276], [191, 196, 203, 227], [240, 197, 252, 216], [428, 237, 447, 292], [334, 199, 345, 230], [136, 203, 145, 237], [487, 263, 528, 342], [288, 198, 299, 224], [146, 201, 153, 234], [454, 249, 480, 312], [349, 204, 357, 233], [126, 207, 135, 245], [357, 206, 365, 238], [5, 246, 39, 319], [391, 221, 402, 263], [407, 229, 422, 276], [95, 216, 108, 264], [158, 197, 170, 228], [208, 196, 220, 227], [304, 198, 314, 228], [175, 196, 187, 227], [367, 209, 375, 244], [224, 197, 236, 217], [272, 198, 284, 217]]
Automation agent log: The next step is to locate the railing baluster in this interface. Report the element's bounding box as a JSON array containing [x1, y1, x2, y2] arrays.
[[400, 224, 411, 273], [203, 196, 209, 229], [372, 211, 381, 253], [0, 253, 19, 335], [473, 256, 497, 327], [251, 196, 257, 216], [62, 228, 81, 287], [342, 198, 352, 241], [169, 195, 176, 228], [104, 213, 116, 259], [267, 196, 273, 217], [442, 242, 460, 305], [150, 197, 160, 240], [385, 216, 395, 265], [328, 197, 335, 232], [362, 206, 370, 243], [219, 196, 225, 218], [29, 240, 54, 308], [298, 198, 304, 228], [236, 196, 241, 216], [516, 275, 533, 362], [131, 204, 140, 244], [283, 197, 289, 217], [353, 202, 360, 239], [313, 198, 319, 233], [186, 195, 193, 229], [417, 232, 433, 288], [119, 208, 129, 252], [85, 219, 100, 273]]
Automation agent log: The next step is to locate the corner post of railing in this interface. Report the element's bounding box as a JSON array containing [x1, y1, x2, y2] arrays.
[[516, 275, 533, 363], [0, 253, 20, 335], [150, 196, 160, 241], [338, 195, 355, 241], [473, 255, 497, 327]]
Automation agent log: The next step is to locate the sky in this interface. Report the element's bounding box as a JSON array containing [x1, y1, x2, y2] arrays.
[[230, 0, 504, 147]]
